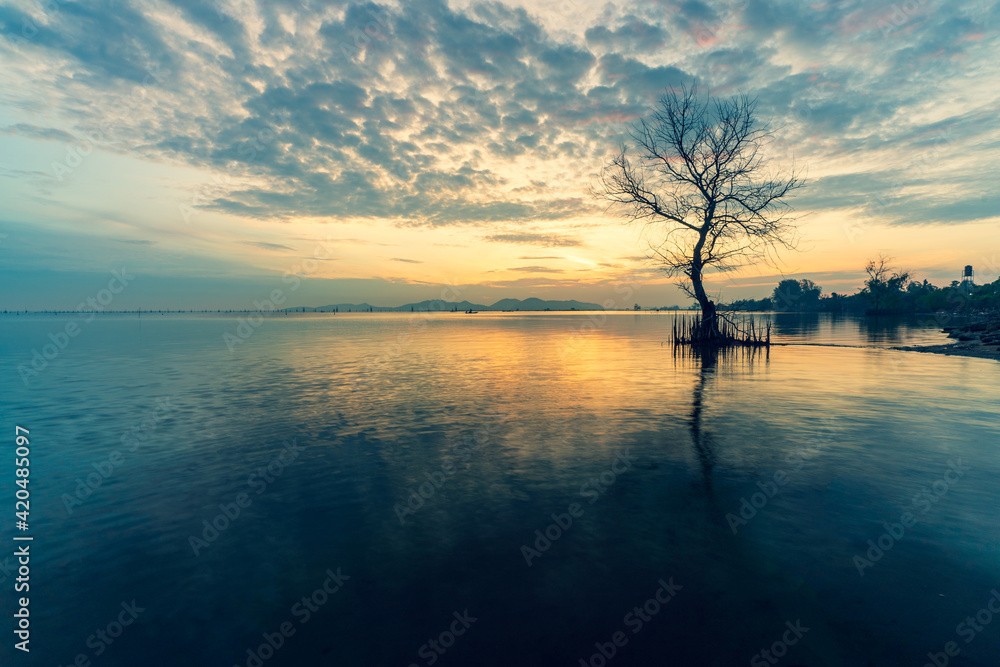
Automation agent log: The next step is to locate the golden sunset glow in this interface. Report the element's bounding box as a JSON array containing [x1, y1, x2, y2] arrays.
[[1, 0, 997, 309]]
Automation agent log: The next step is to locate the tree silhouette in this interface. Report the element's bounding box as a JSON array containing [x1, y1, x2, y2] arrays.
[[598, 85, 802, 342], [772, 278, 821, 311], [861, 253, 909, 315]]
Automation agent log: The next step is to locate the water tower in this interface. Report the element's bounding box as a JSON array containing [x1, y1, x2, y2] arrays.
[[961, 265, 974, 294]]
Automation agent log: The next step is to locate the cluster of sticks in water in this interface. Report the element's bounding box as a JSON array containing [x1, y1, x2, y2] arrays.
[[671, 314, 772, 347]]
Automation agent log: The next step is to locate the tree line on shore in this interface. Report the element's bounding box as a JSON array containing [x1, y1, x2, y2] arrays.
[[725, 257, 1000, 315], [598, 85, 993, 346]]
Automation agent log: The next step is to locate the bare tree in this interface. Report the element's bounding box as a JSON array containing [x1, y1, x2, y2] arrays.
[[861, 253, 909, 315], [598, 85, 803, 342]]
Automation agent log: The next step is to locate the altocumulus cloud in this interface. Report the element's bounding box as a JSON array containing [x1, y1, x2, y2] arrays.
[[0, 0, 997, 231]]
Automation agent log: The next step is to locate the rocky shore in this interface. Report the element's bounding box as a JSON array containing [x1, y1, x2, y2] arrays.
[[893, 319, 1000, 361]]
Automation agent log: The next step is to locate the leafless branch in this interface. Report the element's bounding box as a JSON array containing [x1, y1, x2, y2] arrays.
[[596, 84, 804, 337]]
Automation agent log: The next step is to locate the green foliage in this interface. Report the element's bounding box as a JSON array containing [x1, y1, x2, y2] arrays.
[[858, 255, 910, 314], [771, 279, 821, 311], [720, 269, 1000, 315], [728, 297, 773, 311]]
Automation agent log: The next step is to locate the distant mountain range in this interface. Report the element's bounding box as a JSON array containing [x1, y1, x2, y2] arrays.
[[286, 297, 606, 312]]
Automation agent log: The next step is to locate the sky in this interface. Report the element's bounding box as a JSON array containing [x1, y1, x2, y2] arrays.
[[1, 0, 998, 310]]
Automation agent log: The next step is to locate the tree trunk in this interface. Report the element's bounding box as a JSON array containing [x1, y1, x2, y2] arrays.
[[699, 299, 718, 340], [690, 267, 721, 342]]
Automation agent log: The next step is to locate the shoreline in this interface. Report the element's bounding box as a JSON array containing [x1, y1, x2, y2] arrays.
[[893, 318, 1000, 361], [892, 343, 1000, 361]]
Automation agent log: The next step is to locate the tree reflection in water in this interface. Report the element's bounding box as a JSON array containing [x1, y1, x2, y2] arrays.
[[677, 344, 768, 521]]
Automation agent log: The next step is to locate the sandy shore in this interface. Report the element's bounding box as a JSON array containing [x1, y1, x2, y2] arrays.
[[893, 319, 1000, 361]]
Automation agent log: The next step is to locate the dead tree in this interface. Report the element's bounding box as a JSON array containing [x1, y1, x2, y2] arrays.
[[598, 85, 803, 343]]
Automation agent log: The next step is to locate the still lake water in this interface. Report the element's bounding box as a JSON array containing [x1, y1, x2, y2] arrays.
[[1, 312, 998, 666]]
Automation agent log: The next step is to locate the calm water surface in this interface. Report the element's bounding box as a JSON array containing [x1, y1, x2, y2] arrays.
[[1, 312, 998, 666]]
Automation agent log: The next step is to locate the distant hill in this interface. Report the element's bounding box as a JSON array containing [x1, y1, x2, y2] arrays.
[[397, 300, 488, 312], [286, 298, 605, 312]]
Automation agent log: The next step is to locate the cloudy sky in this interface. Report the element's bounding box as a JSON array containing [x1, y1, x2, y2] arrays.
[[1, 0, 998, 309]]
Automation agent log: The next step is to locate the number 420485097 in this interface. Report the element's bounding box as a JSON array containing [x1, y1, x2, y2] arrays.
[[15, 426, 30, 526]]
